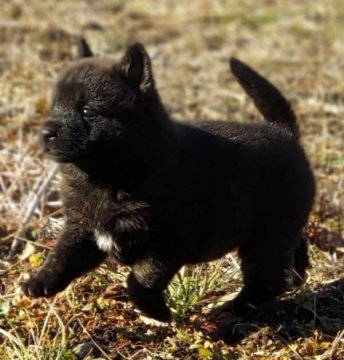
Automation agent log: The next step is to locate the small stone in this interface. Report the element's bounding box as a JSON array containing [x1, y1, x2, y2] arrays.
[[73, 342, 94, 358]]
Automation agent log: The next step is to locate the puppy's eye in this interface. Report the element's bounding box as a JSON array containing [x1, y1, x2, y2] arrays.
[[81, 106, 96, 120]]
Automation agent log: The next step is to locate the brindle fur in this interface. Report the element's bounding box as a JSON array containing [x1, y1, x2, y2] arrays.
[[22, 40, 315, 322]]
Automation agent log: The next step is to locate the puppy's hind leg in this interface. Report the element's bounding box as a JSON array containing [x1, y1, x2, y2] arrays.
[[232, 250, 291, 315], [127, 256, 180, 322], [209, 240, 293, 320]]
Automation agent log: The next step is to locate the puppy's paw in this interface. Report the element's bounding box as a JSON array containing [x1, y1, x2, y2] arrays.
[[22, 274, 66, 298], [127, 272, 171, 322], [143, 299, 171, 323]]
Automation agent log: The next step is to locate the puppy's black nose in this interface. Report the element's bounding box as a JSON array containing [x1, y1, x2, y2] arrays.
[[42, 121, 60, 142]]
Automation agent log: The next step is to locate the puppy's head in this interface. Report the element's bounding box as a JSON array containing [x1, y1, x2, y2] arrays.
[[42, 39, 156, 163]]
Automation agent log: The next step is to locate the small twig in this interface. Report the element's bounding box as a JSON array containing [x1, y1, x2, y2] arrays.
[[21, 164, 58, 226], [0, 261, 20, 276], [227, 252, 241, 270], [325, 329, 344, 359], [77, 319, 113, 360], [10, 164, 58, 256], [0, 208, 62, 242]]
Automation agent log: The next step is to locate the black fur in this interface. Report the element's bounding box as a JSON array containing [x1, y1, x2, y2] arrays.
[[22, 40, 315, 322]]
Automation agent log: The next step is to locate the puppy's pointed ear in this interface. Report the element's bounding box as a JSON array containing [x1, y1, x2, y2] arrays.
[[78, 38, 94, 58], [119, 43, 153, 92]]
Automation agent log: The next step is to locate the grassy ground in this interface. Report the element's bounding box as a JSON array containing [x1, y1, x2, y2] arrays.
[[0, 0, 343, 359]]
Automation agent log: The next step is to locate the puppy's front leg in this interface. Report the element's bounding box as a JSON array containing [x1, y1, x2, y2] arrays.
[[127, 256, 180, 322], [22, 223, 107, 298]]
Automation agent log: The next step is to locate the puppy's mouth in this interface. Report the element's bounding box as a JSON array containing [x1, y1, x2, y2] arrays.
[[45, 147, 77, 163], [43, 139, 87, 163]]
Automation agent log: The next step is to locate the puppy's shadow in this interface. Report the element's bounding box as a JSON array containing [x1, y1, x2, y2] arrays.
[[200, 278, 344, 344]]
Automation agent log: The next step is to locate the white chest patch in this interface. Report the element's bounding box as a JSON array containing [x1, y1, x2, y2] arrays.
[[95, 230, 120, 253]]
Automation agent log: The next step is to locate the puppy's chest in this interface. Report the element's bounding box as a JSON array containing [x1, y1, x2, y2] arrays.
[[63, 179, 149, 238]]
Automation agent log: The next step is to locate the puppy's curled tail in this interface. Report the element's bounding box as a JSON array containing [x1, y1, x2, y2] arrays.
[[230, 58, 299, 139]]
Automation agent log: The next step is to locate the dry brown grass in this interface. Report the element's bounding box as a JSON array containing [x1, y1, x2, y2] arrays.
[[0, 0, 343, 359]]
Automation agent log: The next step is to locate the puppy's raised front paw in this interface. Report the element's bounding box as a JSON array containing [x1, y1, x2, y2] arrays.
[[22, 275, 64, 298]]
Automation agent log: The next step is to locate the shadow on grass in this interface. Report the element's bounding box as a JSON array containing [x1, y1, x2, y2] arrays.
[[198, 278, 344, 344]]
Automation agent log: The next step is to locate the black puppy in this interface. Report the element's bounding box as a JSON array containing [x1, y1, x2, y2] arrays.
[[22, 39, 315, 322]]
